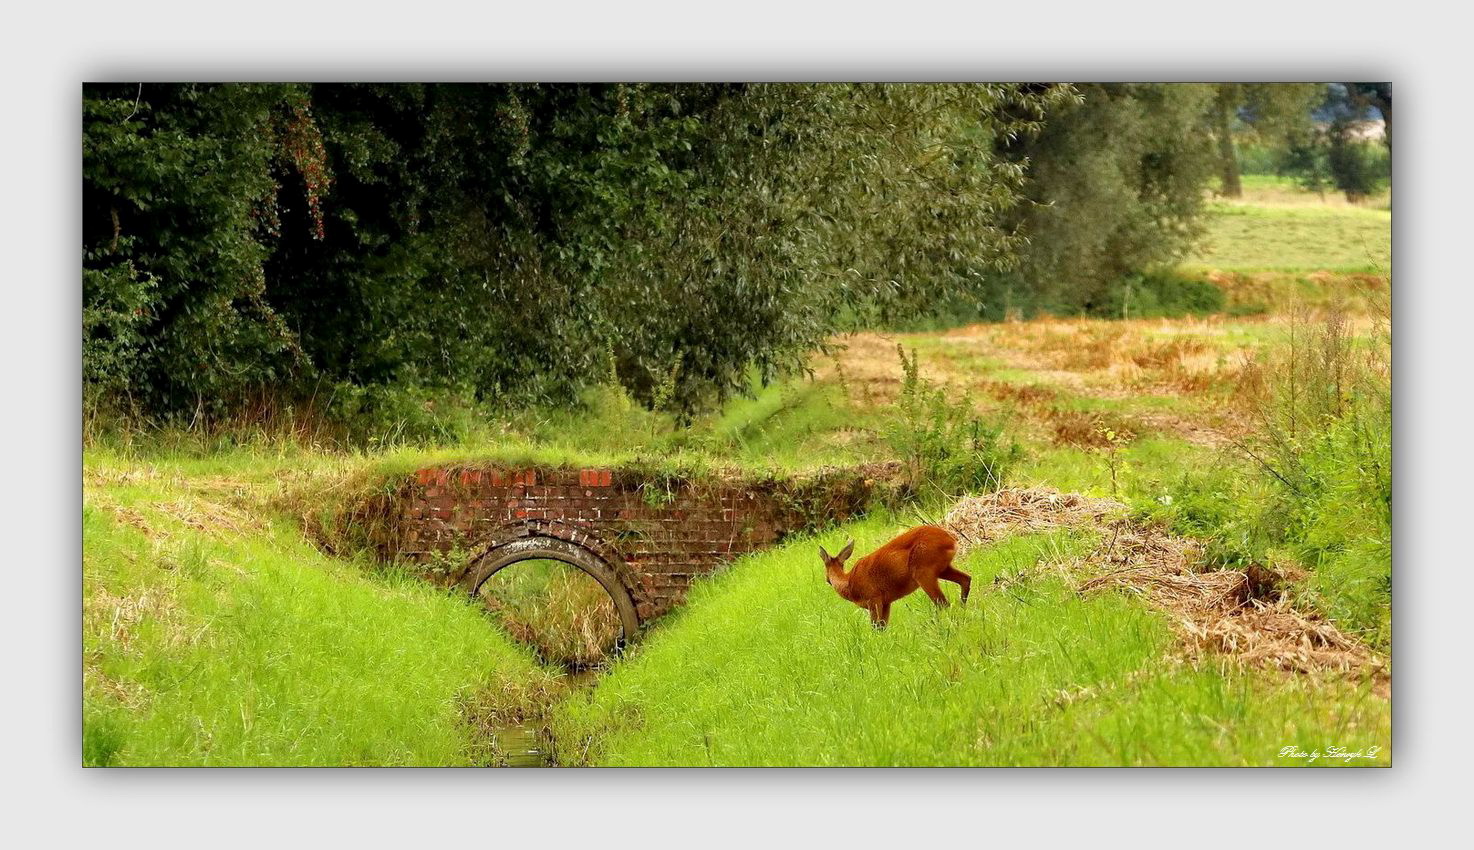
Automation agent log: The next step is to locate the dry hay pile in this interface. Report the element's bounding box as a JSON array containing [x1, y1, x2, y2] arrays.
[[942, 487, 1125, 551], [944, 488, 1388, 689]]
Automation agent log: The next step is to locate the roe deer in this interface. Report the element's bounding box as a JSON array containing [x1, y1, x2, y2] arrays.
[[819, 525, 969, 628]]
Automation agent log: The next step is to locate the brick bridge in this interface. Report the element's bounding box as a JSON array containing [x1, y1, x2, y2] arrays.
[[374, 464, 886, 646]]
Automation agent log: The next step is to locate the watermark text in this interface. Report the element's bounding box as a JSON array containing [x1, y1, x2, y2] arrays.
[[1278, 745, 1383, 763]]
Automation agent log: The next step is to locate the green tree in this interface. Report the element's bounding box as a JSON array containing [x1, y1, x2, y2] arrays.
[[84, 83, 1075, 426], [1343, 82, 1391, 150], [1209, 83, 1322, 198], [991, 83, 1218, 316], [1275, 84, 1389, 203]]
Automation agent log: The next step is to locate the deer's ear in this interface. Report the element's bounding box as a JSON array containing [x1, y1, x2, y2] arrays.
[[818, 546, 830, 561], [837, 540, 855, 561]]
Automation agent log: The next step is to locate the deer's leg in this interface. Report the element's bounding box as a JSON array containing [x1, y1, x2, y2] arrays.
[[940, 566, 971, 604], [917, 573, 950, 609], [877, 600, 892, 629]]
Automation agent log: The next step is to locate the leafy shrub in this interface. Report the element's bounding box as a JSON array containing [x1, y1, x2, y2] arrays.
[[1093, 272, 1226, 319], [324, 382, 483, 446], [883, 346, 1020, 498]]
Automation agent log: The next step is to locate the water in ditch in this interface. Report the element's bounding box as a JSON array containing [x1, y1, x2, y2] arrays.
[[488, 667, 603, 767], [476, 560, 623, 766]]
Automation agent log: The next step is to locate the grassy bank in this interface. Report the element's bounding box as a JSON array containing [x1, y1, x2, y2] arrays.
[[83, 449, 561, 766], [550, 514, 1389, 766]]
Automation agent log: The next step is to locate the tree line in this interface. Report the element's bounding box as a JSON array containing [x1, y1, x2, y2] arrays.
[[82, 82, 1383, 432]]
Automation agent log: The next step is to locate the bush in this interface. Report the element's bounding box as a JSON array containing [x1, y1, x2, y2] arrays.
[[1092, 272, 1226, 319], [323, 383, 484, 446], [883, 345, 1020, 498]]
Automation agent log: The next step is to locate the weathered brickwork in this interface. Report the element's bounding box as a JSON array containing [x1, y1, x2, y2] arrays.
[[386, 465, 881, 623]]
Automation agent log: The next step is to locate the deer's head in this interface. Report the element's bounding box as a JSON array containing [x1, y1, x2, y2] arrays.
[[818, 540, 856, 598]]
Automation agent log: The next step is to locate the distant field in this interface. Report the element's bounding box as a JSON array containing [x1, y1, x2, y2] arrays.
[[1188, 176, 1391, 274], [1188, 204, 1391, 273], [1230, 174, 1391, 209]]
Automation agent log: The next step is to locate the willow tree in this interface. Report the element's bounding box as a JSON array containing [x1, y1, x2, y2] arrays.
[[84, 83, 1075, 424], [991, 83, 1219, 315]]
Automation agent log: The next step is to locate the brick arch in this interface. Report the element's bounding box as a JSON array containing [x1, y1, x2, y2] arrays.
[[392, 465, 880, 625], [458, 517, 639, 604], [462, 531, 642, 649]]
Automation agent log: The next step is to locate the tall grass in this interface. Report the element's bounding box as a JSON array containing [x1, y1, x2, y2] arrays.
[[477, 560, 623, 669], [1142, 298, 1392, 648], [550, 514, 1389, 766], [1241, 300, 1391, 646], [83, 451, 559, 766], [884, 345, 1019, 498]]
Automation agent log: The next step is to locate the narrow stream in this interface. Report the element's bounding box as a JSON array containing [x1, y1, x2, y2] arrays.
[[494, 723, 550, 767], [491, 667, 602, 767]]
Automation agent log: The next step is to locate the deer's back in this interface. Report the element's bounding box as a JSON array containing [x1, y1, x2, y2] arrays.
[[851, 525, 956, 600]]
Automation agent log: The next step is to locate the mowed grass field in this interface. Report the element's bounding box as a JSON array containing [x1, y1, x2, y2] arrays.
[[1187, 176, 1391, 273], [82, 176, 1391, 766]]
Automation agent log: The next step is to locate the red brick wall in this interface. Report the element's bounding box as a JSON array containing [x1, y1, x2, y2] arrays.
[[389, 465, 869, 621]]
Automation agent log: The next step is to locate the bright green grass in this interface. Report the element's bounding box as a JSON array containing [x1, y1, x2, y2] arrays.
[[550, 514, 1389, 766], [83, 451, 558, 766], [84, 309, 1389, 766], [1012, 436, 1220, 511], [1186, 203, 1391, 273], [713, 379, 885, 469]]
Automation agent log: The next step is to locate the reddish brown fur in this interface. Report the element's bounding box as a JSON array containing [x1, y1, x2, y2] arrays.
[[820, 525, 969, 628]]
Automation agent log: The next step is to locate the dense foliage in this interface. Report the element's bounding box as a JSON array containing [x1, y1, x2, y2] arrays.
[[1208, 83, 1323, 197], [986, 83, 1219, 318], [1273, 84, 1391, 202], [88, 83, 1362, 430], [84, 83, 1075, 425]]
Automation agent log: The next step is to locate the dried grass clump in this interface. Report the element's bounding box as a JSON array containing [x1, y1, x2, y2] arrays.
[[84, 587, 192, 651], [89, 494, 266, 542], [84, 663, 150, 712], [981, 380, 1057, 405], [1044, 409, 1141, 448], [1181, 603, 1385, 682], [942, 487, 1126, 552], [946, 487, 1387, 690], [1071, 520, 1387, 687]]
